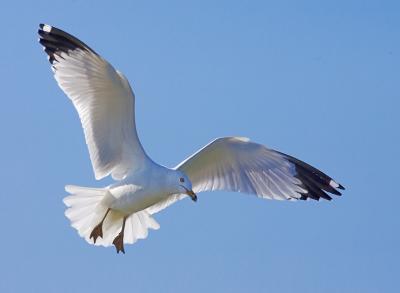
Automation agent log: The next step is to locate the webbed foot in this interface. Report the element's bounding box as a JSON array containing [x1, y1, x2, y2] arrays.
[[113, 216, 127, 254], [89, 208, 110, 244], [90, 223, 103, 243], [112, 232, 125, 254]]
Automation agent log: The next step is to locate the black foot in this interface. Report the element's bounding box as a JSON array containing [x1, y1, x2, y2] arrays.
[[90, 223, 103, 244], [112, 232, 125, 254]]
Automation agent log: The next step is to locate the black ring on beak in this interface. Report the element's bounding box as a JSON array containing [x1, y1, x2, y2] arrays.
[[180, 185, 197, 202]]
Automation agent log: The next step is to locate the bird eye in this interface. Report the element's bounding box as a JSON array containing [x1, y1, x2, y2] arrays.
[[180, 177, 185, 183]]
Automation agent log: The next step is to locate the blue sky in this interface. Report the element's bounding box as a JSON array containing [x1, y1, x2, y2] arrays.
[[0, 0, 399, 292]]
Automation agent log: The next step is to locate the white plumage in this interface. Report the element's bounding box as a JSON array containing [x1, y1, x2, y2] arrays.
[[38, 24, 344, 253], [47, 29, 147, 180], [177, 137, 306, 199]]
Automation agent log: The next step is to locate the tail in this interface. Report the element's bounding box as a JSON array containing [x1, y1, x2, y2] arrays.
[[63, 185, 160, 247]]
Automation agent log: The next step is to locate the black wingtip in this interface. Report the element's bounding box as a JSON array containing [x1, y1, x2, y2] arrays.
[[328, 188, 342, 196], [276, 150, 345, 201], [38, 23, 98, 66], [38, 23, 51, 33]]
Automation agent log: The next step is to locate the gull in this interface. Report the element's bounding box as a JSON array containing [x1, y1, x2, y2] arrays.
[[38, 24, 345, 254]]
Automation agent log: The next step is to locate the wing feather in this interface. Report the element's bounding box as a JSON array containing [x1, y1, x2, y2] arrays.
[[38, 24, 149, 180], [147, 137, 344, 215], [177, 137, 344, 201]]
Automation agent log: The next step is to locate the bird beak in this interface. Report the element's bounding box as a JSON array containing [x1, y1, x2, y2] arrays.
[[186, 189, 198, 202], [180, 185, 197, 202]]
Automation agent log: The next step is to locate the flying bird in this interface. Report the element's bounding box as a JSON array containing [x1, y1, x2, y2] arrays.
[[38, 24, 344, 253]]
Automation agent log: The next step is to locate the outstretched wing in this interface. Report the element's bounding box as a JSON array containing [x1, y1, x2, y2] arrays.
[[147, 137, 344, 216], [177, 137, 344, 201], [38, 24, 149, 180]]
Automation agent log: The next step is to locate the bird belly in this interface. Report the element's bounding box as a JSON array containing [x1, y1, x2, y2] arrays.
[[109, 184, 166, 215]]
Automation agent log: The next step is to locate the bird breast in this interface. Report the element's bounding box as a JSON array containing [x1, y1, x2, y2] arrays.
[[109, 183, 168, 215]]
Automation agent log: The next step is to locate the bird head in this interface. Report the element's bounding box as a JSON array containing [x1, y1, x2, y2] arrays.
[[172, 171, 197, 202]]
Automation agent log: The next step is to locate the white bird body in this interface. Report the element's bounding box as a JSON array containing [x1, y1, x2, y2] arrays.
[[38, 24, 344, 253], [108, 164, 181, 215]]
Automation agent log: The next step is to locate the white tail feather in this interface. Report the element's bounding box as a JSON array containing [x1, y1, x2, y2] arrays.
[[63, 185, 160, 247]]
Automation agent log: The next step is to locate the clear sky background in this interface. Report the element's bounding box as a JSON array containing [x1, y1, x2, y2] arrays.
[[0, 0, 399, 292]]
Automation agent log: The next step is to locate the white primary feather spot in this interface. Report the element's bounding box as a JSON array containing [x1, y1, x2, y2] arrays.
[[329, 180, 339, 188], [43, 24, 52, 32]]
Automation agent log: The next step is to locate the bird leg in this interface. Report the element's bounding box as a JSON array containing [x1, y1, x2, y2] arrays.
[[113, 216, 128, 254], [89, 208, 110, 243]]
